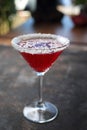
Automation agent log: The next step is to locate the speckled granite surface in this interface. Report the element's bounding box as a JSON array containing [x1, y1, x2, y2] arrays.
[[0, 44, 87, 130]]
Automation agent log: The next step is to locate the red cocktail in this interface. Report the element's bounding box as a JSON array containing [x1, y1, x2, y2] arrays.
[[21, 51, 62, 72], [11, 33, 70, 123]]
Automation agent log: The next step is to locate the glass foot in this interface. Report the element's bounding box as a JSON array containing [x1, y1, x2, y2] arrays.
[[23, 101, 58, 123]]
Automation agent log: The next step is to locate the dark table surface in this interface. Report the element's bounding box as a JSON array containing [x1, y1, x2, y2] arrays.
[[0, 42, 87, 130]]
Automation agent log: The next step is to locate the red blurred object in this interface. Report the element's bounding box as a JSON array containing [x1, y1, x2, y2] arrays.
[[71, 14, 87, 26]]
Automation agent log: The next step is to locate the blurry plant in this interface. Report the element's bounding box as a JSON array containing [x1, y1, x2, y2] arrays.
[[0, 0, 16, 34], [73, 0, 87, 5]]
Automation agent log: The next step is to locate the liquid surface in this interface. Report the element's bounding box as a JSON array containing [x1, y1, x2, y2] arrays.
[[17, 38, 62, 54]]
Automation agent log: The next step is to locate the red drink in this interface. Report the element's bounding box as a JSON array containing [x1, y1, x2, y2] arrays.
[[21, 51, 62, 72]]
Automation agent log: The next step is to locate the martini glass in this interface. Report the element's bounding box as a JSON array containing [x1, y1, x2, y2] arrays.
[[11, 33, 70, 123]]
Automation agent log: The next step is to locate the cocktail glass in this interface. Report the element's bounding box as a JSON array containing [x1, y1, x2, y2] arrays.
[[11, 33, 70, 123]]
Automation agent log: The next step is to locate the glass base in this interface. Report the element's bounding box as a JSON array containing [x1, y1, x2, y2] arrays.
[[23, 101, 58, 123]]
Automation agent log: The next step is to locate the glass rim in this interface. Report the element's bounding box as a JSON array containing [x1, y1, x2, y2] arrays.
[[11, 33, 70, 53]]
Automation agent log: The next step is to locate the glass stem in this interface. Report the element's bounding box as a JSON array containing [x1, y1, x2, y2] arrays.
[[38, 75, 43, 104]]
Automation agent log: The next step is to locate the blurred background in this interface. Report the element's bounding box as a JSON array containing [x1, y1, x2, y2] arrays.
[[0, 0, 87, 44]]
